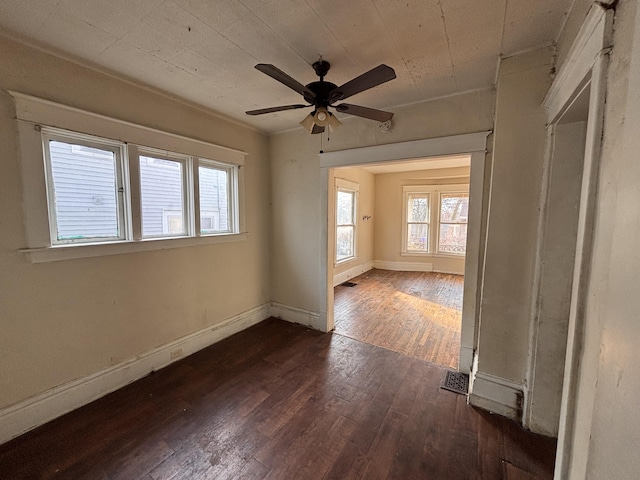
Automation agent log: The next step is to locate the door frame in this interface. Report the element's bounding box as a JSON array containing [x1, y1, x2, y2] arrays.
[[539, 5, 613, 479], [318, 131, 490, 374]]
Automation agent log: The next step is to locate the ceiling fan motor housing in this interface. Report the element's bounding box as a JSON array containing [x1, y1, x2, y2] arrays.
[[304, 80, 339, 107]]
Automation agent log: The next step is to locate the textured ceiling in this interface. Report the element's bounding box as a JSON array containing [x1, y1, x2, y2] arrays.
[[0, 0, 573, 134], [358, 154, 470, 174]]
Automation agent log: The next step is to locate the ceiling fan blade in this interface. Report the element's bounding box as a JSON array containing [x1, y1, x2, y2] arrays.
[[255, 64, 316, 99], [246, 104, 308, 115], [329, 64, 396, 103], [335, 103, 394, 122], [311, 124, 325, 134]]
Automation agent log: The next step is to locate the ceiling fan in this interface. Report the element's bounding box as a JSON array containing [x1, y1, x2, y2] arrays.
[[246, 59, 396, 134]]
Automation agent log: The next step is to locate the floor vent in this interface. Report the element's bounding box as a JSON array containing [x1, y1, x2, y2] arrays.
[[441, 370, 469, 395], [340, 281, 357, 287]]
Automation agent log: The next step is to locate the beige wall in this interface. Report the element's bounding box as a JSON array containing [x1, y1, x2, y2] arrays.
[[374, 167, 470, 274], [0, 36, 271, 409], [476, 47, 553, 385], [270, 89, 495, 314], [330, 167, 375, 280]]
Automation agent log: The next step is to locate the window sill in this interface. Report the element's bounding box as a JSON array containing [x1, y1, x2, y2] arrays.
[[335, 256, 357, 266], [400, 252, 465, 259], [20, 233, 247, 263]]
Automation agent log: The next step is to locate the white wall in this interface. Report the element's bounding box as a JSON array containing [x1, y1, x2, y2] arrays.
[[0, 36, 271, 415], [270, 89, 495, 317], [564, 0, 640, 477], [470, 47, 554, 418], [529, 120, 587, 436]]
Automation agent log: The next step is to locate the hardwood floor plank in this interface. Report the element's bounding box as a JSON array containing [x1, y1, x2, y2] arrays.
[[107, 439, 174, 480], [334, 269, 463, 367], [0, 318, 555, 480], [296, 415, 358, 480], [236, 458, 270, 480], [360, 408, 409, 479], [503, 460, 537, 480]]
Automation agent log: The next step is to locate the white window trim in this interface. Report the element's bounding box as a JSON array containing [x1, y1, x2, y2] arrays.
[[403, 187, 432, 255], [197, 158, 239, 236], [137, 147, 192, 239], [437, 190, 469, 256], [42, 129, 130, 245], [335, 178, 359, 265], [11, 92, 247, 263], [402, 184, 469, 257]]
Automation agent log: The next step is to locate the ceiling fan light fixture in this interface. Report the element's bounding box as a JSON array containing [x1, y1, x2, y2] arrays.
[[328, 112, 342, 132], [300, 112, 315, 133], [314, 107, 331, 127]]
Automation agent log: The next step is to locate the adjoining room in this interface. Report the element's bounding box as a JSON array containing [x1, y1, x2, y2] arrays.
[[331, 156, 470, 369]]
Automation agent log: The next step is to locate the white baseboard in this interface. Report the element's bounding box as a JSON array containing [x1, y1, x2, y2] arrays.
[[373, 260, 434, 272], [469, 370, 523, 421], [270, 302, 323, 331], [333, 261, 373, 286], [0, 303, 271, 445], [433, 269, 465, 275]]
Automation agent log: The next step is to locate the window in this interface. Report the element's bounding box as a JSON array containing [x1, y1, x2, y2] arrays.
[[438, 193, 469, 254], [139, 153, 189, 238], [43, 132, 127, 245], [402, 185, 469, 256], [198, 161, 235, 235], [406, 193, 430, 252], [335, 179, 358, 263], [40, 126, 240, 248]]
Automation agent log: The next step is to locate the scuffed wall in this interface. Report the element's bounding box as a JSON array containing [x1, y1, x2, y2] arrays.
[[0, 35, 271, 410], [476, 47, 554, 385]]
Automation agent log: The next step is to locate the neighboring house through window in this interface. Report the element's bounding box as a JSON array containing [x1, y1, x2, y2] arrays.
[[41, 127, 239, 246], [139, 152, 188, 238], [44, 133, 127, 244]]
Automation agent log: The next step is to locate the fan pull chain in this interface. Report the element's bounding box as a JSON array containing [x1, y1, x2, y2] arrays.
[[319, 130, 324, 154]]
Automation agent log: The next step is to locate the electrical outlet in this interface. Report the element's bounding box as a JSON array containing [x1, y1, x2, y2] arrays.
[[170, 347, 183, 360]]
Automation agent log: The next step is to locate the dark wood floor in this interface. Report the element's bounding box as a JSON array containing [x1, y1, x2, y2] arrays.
[[334, 269, 464, 368], [0, 318, 555, 480]]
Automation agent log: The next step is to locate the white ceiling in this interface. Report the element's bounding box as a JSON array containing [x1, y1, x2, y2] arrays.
[[0, 0, 573, 134], [357, 154, 470, 174]]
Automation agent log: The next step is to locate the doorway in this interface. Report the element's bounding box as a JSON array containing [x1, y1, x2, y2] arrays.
[[329, 156, 470, 368], [530, 6, 612, 478], [318, 132, 490, 374]]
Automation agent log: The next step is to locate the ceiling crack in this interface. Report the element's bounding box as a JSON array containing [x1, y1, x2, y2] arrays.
[[437, 0, 457, 90]]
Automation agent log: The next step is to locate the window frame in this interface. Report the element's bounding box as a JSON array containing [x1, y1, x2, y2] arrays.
[[335, 178, 359, 264], [437, 191, 469, 255], [137, 147, 192, 240], [196, 158, 239, 237], [42, 128, 130, 246], [11, 91, 248, 263], [402, 184, 469, 256], [404, 190, 431, 254]]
